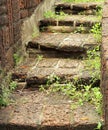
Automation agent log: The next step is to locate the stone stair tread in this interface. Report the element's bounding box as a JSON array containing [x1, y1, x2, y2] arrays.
[[12, 58, 95, 85], [40, 15, 100, 26], [55, 1, 103, 10], [28, 33, 98, 52], [0, 90, 102, 129]]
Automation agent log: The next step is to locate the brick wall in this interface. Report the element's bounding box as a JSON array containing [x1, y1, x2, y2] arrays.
[[0, 0, 43, 70], [20, 0, 43, 19], [101, 0, 108, 129], [0, 0, 14, 70]]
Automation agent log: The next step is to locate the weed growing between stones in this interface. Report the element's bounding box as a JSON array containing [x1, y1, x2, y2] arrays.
[[74, 24, 86, 33], [90, 23, 102, 43], [95, 122, 102, 130], [86, 46, 100, 81], [44, 10, 67, 20]]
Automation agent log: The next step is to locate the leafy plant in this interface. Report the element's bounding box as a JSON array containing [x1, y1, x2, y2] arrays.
[[9, 81, 17, 91], [13, 53, 20, 65], [0, 73, 11, 106], [37, 55, 43, 61], [94, 122, 102, 130], [0, 86, 10, 106], [44, 10, 56, 19], [90, 23, 102, 43], [13, 53, 24, 66], [74, 24, 86, 33], [0, 73, 17, 107], [44, 10, 67, 20], [85, 46, 100, 85], [95, 6, 103, 20]]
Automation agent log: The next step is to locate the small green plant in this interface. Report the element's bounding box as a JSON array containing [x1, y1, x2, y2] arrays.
[[0, 73, 18, 107], [0, 73, 11, 106], [95, 6, 103, 20], [90, 23, 102, 43], [9, 81, 17, 91], [44, 11, 56, 19], [44, 10, 67, 20], [74, 24, 86, 33], [13, 53, 20, 65], [86, 46, 100, 83], [37, 55, 43, 61], [94, 122, 102, 130], [0, 86, 10, 106]]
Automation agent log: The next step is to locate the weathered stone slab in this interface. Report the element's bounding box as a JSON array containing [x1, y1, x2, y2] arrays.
[[28, 33, 98, 52], [0, 91, 102, 130]]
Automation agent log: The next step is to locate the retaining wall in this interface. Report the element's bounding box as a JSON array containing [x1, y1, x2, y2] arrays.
[[102, 0, 108, 129]]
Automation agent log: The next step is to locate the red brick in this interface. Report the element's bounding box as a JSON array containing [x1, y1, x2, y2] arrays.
[[0, 14, 8, 25], [0, 0, 6, 5], [20, 9, 28, 19], [0, 5, 7, 15]]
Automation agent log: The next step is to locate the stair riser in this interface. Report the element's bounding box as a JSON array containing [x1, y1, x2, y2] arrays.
[[0, 124, 103, 130], [55, 2, 102, 15], [40, 26, 91, 33], [39, 20, 98, 28], [55, 8, 97, 15], [27, 41, 98, 54], [27, 48, 86, 59], [12, 72, 100, 88]]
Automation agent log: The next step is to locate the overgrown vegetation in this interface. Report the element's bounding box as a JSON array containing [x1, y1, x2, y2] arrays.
[[39, 46, 102, 115], [0, 73, 17, 107], [13, 53, 23, 66], [40, 73, 102, 115], [90, 23, 102, 43]]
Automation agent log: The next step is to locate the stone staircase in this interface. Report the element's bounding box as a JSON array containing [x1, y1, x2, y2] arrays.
[[0, 0, 104, 130]]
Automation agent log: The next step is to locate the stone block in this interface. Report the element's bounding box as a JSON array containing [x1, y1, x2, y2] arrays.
[[0, 0, 6, 5], [0, 5, 7, 15], [20, 9, 28, 19], [0, 14, 8, 25]]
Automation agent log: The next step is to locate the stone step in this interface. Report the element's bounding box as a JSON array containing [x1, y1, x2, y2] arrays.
[[0, 90, 103, 130], [40, 25, 90, 33], [12, 58, 99, 87], [27, 33, 98, 54], [55, 1, 103, 15], [39, 15, 100, 29]]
